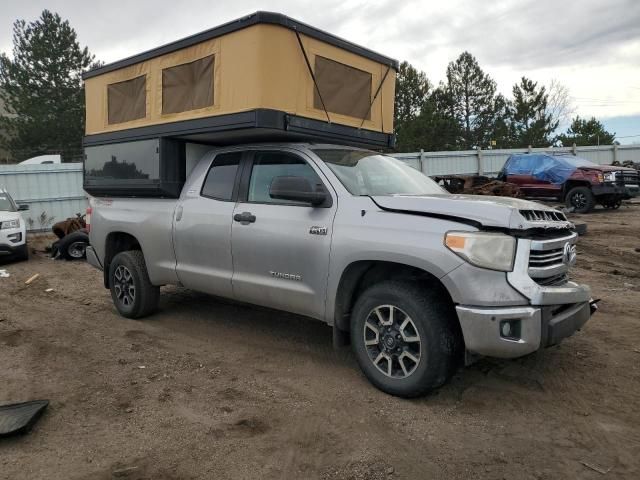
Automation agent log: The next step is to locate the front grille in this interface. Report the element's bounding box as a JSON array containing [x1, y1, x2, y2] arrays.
[[534, 273, 568, 286], [527, 234, 575, 281], [520, 209, 567, 222], [529, 247, 564, 267], [619, 171, 639, 186]]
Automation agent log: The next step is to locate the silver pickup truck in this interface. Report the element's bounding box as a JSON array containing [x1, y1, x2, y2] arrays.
[[86, 143, 595, 397]]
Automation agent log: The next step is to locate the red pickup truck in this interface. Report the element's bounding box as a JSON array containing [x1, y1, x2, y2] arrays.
[[499, 153, 639, 213]]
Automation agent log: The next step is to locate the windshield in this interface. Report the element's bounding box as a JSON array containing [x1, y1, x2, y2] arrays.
[[312, 149, 446, 196], [0, 192, 17, 212]]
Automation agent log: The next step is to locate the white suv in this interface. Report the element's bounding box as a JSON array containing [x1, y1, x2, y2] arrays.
[[0, 189, 29, 261]]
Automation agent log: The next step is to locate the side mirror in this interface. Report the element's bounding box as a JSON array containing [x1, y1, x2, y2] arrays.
[[17, 204, 29, 211], [269, 176, 328, 206]]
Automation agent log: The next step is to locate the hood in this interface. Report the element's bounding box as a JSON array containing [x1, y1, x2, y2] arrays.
[[0, 210, 21, 222], [578, 164, 637, 173], [371, 194, 573, 231]]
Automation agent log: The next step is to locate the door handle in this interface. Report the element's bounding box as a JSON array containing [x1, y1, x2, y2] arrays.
[[233, 211, 256, 224]]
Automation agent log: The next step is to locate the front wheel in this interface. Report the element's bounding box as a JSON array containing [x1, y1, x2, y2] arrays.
[[566, 186, 595, 213], [109, 250, 159, 319], [16, 244, 29, 262], [351, 281, 462, 397]]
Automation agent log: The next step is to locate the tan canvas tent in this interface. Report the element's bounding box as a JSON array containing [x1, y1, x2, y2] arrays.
[[83, 12, 397, 149]]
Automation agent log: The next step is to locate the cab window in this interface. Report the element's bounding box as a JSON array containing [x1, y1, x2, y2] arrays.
[[201, 152, 242, 201], [247, 152, 323, 205]]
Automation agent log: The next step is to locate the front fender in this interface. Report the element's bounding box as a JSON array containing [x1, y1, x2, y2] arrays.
[[324, 204, 471, 324]]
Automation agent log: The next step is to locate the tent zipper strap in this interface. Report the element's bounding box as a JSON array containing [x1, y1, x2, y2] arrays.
[[294, 28, 331, 124], [360, 65, 391, 130]]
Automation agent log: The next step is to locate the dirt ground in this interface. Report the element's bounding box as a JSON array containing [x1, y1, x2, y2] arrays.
[[1, 203, 639, 480]]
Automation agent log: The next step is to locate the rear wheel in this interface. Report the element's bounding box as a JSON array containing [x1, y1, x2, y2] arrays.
[[109, 250, 159, 319], [566, 186, 595, 213], [351, 280, 461, 397]]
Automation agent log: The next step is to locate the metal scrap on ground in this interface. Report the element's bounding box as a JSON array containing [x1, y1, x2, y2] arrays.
[[432, 175, 522, 197], [0, 400, 49, 437]]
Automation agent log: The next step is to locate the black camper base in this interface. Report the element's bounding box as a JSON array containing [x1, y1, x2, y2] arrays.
[[83, 109, 394, 149], [83, 109, 395, 199]]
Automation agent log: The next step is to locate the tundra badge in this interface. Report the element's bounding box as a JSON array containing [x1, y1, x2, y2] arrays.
[[269, 271, 302, 281]]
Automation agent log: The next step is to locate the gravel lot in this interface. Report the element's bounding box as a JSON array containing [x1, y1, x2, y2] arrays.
[[1, 204, 639, 480]]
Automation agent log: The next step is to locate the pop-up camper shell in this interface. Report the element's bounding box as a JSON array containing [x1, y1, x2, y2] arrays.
[[83, 12, 398, 197]]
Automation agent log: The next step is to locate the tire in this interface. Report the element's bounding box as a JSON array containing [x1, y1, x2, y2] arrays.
[[15, 244, 29, 262], [109, 250, 159, 319], [603, 198, 622, 210], [350, 280, 462, 398], [57, 231, 90, 260], [566, 186, 595, 213]]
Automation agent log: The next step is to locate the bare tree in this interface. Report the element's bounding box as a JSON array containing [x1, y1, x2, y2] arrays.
[[546, 79, 575, 129]]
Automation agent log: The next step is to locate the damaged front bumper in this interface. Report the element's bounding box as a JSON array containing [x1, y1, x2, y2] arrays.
[[456, 300, 595, 358], [455, 233, 595, 358]]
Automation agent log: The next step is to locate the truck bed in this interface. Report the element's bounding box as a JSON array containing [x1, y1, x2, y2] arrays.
[[89, 197, 180, 286]]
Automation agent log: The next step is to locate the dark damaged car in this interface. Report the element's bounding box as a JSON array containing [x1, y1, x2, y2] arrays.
[[499, 153, 640, 213]]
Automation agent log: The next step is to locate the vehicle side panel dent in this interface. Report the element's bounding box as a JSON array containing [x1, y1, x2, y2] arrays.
[[325, 200, 470, 324], [441, 262, 529, 306]]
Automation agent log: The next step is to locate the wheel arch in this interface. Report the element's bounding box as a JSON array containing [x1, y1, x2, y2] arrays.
[[331, 260, 458, 343], [103, 231, 143, 288], [562, 180, 592, 200]]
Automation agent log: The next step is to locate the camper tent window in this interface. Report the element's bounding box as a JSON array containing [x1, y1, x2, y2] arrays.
[[107, 75, 147, 124], [314, 56, 372, 120], [162, 55, 215, 114]]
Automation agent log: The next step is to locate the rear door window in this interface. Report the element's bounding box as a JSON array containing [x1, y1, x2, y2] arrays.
[[201, 152, 242, 201]]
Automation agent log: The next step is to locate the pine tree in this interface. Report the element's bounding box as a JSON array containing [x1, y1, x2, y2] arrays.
[[511, 77, 558, 147], [556, 116, 615, 146], [488, 94, 516, 149], [394, 61, 431, 127], [0, 10, 95, 162], [394, 89, 460, 152], [445, 52, 497, 149]]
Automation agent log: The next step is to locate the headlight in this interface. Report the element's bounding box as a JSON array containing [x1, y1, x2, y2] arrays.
[[1, 218, 20, 229], [603, 172, 615, 182], [445, 231, 516, 272]]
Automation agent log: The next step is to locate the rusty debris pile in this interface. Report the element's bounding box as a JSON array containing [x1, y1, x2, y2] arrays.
[[51, 215, 86, 239], [432, 175, 522, 197], [612, 160, 640, 171]]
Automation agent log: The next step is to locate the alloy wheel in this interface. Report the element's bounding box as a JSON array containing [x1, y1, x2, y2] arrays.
[[571, 192, 587, 209], [363, 305, 421, 379], [113, 265, 135, 307]]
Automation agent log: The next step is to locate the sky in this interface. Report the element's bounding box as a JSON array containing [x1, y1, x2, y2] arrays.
[[2, 0, 639, 143]]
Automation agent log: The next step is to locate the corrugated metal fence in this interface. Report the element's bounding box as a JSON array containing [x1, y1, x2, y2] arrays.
[[0, 163, 87, 232], [392, 144, 640, 176], [1, 144, 638, 232]]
